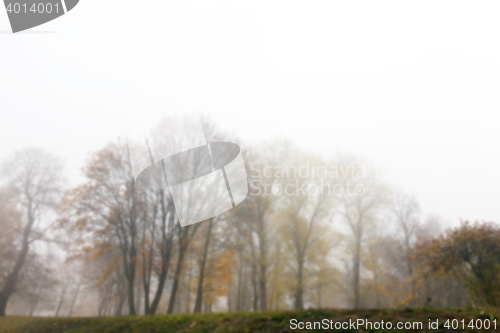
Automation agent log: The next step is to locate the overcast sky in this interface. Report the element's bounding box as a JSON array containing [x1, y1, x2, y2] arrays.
[[1, 1, 499, 226]]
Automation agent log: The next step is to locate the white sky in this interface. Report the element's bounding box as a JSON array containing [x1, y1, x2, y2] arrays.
[[1, 1, 499, 226]]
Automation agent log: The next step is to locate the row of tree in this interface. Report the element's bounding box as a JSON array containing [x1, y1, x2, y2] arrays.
[[0, 120, 497, 316]]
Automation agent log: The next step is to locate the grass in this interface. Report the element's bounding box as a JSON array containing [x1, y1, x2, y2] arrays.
[[1, 308, 500, 332]]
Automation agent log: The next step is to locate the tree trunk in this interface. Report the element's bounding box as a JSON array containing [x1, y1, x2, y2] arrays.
[[353, 229, 362, 309], [135, 285, 142, 315], [0, 212, 35, 316], [186, 266, 192, 313], [236, 250, 243, 312], [257, 220, 268, 311], [194, 218, 213, 313], [148, 200, 175, 315], [114, 288, 126, 316], [68, 273, 83, 317], [167, 245, 186, 314], [294, 260, 304, 310], [55, 279, 70, 316], [28, 299, 39, 316], [251, 262, 258, 311], [126, 268, 136, 315], [241, 272, 248, 311], [249, 238, 259, 312], [167, 225, 191, 314], [175, 293, 182, 314]]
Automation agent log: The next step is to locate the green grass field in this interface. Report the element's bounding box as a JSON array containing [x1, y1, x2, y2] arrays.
[[1, 308, 499, 333]]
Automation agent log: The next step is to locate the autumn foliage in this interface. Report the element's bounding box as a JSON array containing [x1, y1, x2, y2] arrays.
[[414, 221, 500, 306]]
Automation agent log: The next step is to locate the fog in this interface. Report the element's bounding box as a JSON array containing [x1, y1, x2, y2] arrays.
[[1, 0, 499, 319], [2, 1, 499, 225]]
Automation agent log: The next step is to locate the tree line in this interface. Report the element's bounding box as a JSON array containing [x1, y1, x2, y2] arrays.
[[0, 121, 497, 316]]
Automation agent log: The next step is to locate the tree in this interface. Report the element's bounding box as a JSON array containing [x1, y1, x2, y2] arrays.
[[274, 152, 336, 310], [235, 190, 273, 311], [391, 192, 420, 277], [414, 221, 500, 306], [0, 148, 64, 316], [60, 141, 151, 315], [389, 192, 420, 304], [239, 140, 292, 311], [0, 197, 21, 299], [336, 155, 389, 309]]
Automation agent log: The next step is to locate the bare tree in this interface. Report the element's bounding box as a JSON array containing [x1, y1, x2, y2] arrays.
[[391, 191, 420, 301], [0, 148, 64, 316], [336, 155, 389, 309], [275, 155, 335, 310], [59, 142, 146, 315], [236, 141, 287, 311]]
